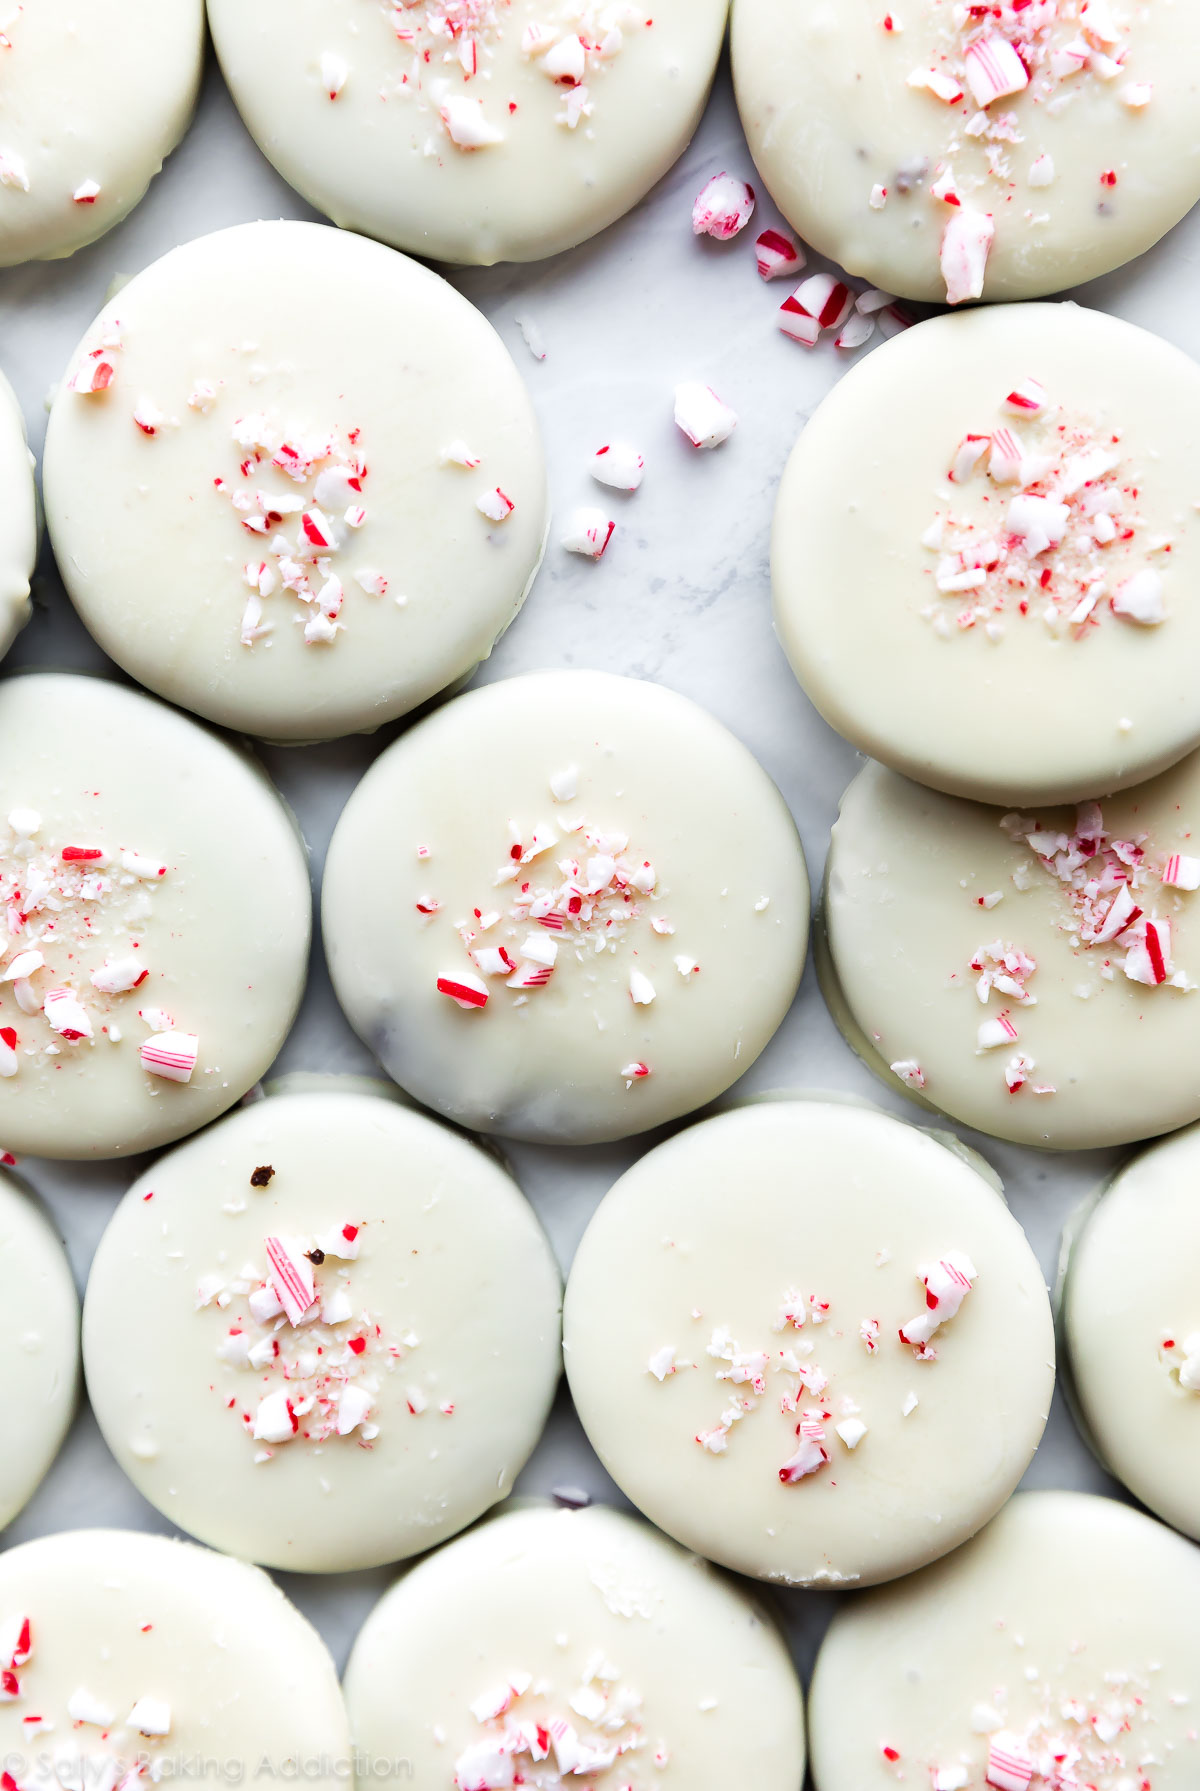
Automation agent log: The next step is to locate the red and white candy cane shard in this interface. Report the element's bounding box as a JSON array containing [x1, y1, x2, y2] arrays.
[[0, 950, 45, 983], [89, 957, 148, 995], [621, 1061, 651, 1081], [506, 960, 554, 990], [0, 1618, 31, 1671], [319, 50, 347, 98], [985, 1738, 1035, 1791], [1004, 1051, 1035, 1094], [778, 296, 821, 348], [977, 1012, 1018, 1050], [1112, 569, 1166, 626], [692, 172, 756, 240], [755, 227, 805, 280], [139, 1031, 199, 1084], [1005, 378, 1048, 416], [940, 207, 995, 305], [0, 1027, 16, 1078], [792, 272, 854, 333], [61, 844, 105, 862], [855, 287, 894, 315], [43, 988, 93, 1042], [877, 303, 913, 338], [590, 442, 645, 491], [907, 66, 964, 104], [476, 486, 515, 523], [121, 849, 167, 879], [265, 1234, 317, 1326], [436, 972, 489, 1010], [964, 32, 1030, 108], [561, 508, 615, 559], [72, 179, 101, 205], [779, 1418, 829, 1484], [673, 382, 737, 449], [1162, 854, 1200, 891], [133, 401, 165, 437], [439, 439, 482, 469], [890, 1058, 926, 1089], [71, 352, 116, 395]]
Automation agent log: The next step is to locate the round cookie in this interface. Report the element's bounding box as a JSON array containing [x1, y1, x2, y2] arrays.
[[42, 221, 547, 742], [322, 670, 810, 1145], [0, 1529, 350, 1791], [0, 369, 36, 665], [344, 1502, 806, 1791], [0, 672, 310, 1160], [774, 304, 1200, 807], [1060, 1122, 1200, 1543], [822, 752, 1200, 1150], [0, 0, 203, 268], [733, 0, 1200, 306], [207, 1, 730, 268], [0, 1169, 79, 1529], [564, 1100, 1053, 1589], [809, 1491, 1200, 1791], [83, 1084, 562, 1573]]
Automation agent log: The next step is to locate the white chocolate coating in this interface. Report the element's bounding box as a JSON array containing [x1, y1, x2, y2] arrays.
[[774, 304, 1200, 807], [564, 1100, 1053, 1589], [1062, 1122, 1200, 1542], [0, 672, 310, 1160], [809, 1491, 1200, 1791], [823, 752, 1200, 1149], [0, 1170, 79, 1529], [0, 1, 203, 268], [0, 1529, 350, 1791], [0, 367, 36, 665], [83, 1086, 562, 1573], [42, 221, 548, 741], [344, 1503, 806, 1791], [322, 670, 810, 1144], [207, 1, 730, 267], [733, 0, 1200, 305]]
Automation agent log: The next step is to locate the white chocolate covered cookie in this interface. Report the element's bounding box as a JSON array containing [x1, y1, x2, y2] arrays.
[[822, 753, 1200, 1149], [0, 1529, 350, 1791], [0, 673, 310, 1160], [774, 304, 1200, 807], [207, 1, 730, 267], [83, 1084, 562, 1572], [733, 0, 1200, 305], [0, 1170, 79, 1530], [564, 1100, 1053, 1589], [809, 1491, 1200, 1791], [0, 0, 203, 268], [42, 221, 547, 741], [0, 369, 36, 665], [343, 1502, 807, 1791], [322, 671, 810, 1144], [1061, 1122, 1200, 1542]]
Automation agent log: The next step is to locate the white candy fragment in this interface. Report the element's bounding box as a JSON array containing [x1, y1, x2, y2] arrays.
[[0, 148, 29, 191], [67, 1688, 115, 1727], [439, 440, 481, 469], [1120, 81, 1153, 107], [476, 486, 515, 523], [89, 957, 148, 995], [1007, 494, 1070, 557], [629, 970, 656, 1005], [908, 67, 964, 104], [561, 508, 615, 559], [673, 382, 737, 450], [692, 172, 756, 241], [127, 1697, 172, 1737], [1028, 153, 1056, 187], [941, 207, 994, 305], [336, 1384, 373, 1436], [835, 1418, 867, 1450], [439, 95, 504, 148], [647, 1345, 677, 1381], [1112, 569, 1165, 625], [253, 1389, 297, 1444], [319, 50, 348, 98], [890, 1058, 926, 1089], [590, 442, 644, 491]]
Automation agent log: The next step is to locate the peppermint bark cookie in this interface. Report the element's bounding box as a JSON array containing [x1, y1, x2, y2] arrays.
[[564, 1100, 1053, 1589], [774, 304, 1200, 807], [0, 1529, 350, 1791], [344, 1503, 806, 1791], [0, 0, 203, 267], [821, 753, 1200, 1149], [808, 1491, 1200, 1791], [0, 1170, 79, 1529], [42, 221, 547, 741], [207, 1, 730, 267], [83, 1084, 562, 1572], [1060, 1122, 1200, 1542], [322, 670, 810, 1145], [733, 0, 1200, 306], [0, 369, 36, 666], [0, 673, 310, 1160]]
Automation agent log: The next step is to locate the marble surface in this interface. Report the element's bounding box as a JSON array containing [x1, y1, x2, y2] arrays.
[[2, 34, 1194, 1725]]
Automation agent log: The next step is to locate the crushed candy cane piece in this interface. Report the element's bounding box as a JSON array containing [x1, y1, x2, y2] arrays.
[[692, 172, 756, 240], [561, 508, 615, 559], [674, 382, 737, 450], [941, 207, 994, 305], [439, 94, 504, 148], [590, 442, 644, 491], [476, 486, 515, 523], [755, 228, 805, 280], [140, 1031, 198, 1083], [899, 1253, 977, 1348]]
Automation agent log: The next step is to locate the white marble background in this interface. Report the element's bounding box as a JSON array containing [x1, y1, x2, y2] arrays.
[[2, 33, 1197, 1726]]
